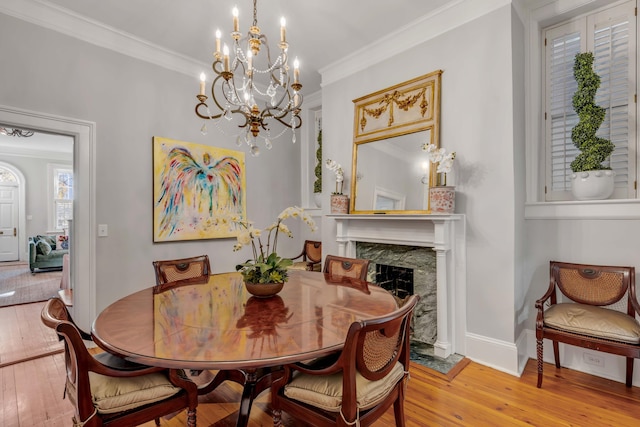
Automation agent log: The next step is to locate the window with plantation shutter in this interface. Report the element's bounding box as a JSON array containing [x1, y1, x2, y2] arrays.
[[544, 1, 636, 201]]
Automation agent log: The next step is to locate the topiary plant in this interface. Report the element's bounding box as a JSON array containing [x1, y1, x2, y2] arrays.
[[570, 52, 615, 172], [313, 129, 322, 193]]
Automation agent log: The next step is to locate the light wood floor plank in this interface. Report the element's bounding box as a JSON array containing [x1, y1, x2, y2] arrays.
[[2, 301, 640, 426]]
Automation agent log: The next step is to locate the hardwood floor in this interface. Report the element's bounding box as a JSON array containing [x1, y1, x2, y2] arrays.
[[2, 302, 640, 426]]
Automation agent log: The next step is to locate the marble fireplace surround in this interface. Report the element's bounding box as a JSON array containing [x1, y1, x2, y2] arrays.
[[330, 214, 466, 358]]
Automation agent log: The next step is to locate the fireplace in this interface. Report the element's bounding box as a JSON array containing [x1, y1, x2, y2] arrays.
[[375, 264, 414, 300], [332, 214, 465, 358], [357, 242, 437, 345]]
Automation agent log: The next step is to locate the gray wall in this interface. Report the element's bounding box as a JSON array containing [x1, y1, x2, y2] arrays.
[[321, 6, 521, 370]]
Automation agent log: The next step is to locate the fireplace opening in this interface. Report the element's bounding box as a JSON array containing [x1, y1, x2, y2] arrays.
[[375, 264, 414, 300]]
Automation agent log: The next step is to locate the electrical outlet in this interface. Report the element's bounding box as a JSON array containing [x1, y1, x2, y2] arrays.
[[583, 352, 604, 368]]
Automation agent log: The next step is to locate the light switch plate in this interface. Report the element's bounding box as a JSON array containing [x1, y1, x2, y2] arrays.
[[98, 224, 108, 237]]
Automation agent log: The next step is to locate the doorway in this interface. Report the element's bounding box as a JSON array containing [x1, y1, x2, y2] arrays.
[[0, 129, 73, 306], [0, 105, 96, 330]]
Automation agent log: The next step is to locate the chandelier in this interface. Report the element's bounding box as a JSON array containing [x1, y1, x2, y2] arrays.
[[195, 0, 303, 157], [0, 127, 34, 137]]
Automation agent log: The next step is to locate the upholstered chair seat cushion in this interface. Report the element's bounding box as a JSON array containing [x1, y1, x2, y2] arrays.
[[68, 372, 181, 414], [289, 261, 321, 272], [283, 361, 404, 412], [544, 303, 640, 344]]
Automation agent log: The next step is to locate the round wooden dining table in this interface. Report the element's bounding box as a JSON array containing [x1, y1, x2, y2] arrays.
[[91, 269, 398, 427]]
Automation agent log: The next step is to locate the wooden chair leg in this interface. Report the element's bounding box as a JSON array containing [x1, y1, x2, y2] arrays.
[[393, 387, 407, 427], [552, 341, 560, 368], [186, 407, 196, 427], [626, 357, 634, 387], [536, 338, 544, 388]]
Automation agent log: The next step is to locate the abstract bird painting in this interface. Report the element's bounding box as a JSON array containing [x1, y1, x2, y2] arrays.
[[153, 137, 246, 241]]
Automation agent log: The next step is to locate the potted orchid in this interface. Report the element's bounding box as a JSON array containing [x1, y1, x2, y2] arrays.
[[326, 159, 348, 214], [422, 143, 456, 186], [422, 143, 456, 214], [232, 206, 317, 296]]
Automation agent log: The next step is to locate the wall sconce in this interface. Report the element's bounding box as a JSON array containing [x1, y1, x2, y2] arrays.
[[420, 161, 429, 184]]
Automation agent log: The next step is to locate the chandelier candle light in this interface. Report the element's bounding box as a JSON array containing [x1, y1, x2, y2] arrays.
[[195, 0, 303, 157]]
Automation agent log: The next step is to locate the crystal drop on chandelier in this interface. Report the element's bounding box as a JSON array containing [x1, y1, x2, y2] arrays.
[[265, 138, 273, 150], [200, 123, 208, 135], [250, 145, 260, 157]]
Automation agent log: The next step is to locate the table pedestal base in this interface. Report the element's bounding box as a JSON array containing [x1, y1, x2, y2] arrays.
[[198, 367, 280, 427]]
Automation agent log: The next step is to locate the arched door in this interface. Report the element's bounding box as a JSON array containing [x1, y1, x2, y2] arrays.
[[0, 167, 20, 261]]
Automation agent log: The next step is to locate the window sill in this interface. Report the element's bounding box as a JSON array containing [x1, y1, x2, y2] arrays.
[[525, 199, 640, 220]]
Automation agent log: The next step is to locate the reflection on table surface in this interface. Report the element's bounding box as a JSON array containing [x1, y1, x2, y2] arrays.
[[92, 270, 398, 370]]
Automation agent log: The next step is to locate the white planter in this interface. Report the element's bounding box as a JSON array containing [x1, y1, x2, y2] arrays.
[[313, 193, 322, 208], [571, 170, 614, 200]]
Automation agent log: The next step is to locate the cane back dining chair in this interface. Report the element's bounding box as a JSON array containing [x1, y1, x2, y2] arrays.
[[153, 254, 211, 285], [41, 297, 198, 427], [323, 255, 370, 281], [271, 294, 418, 427], [535, 261, 640, 388], [288, 240, 322, 272]]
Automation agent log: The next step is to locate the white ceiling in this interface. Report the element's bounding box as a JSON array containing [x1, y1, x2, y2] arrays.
[[39, 0, 456, 93], [0, 129, 73, 155], [1, 1, 457, 155]]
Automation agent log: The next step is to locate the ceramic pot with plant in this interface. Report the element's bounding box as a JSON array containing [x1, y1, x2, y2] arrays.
[[233, 206, 317, 297], [326, 159, 348, 214], [570, 52, 615, 200], [422, 143, 456, 213]]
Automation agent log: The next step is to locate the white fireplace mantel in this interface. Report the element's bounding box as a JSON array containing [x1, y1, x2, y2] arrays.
[[330, 214, 466, 358]]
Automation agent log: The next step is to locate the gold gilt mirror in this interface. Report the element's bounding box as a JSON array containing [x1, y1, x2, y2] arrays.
[[350, 70, 442, 214]]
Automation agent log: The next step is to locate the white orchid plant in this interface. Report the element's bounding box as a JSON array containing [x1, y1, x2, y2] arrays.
[[233, 206, 317, 284], [325, 159, 344, 194], [422, 143, 456, 185]]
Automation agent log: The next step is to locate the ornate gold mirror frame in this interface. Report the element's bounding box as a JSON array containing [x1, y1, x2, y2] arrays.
[[350, 70, 442, 214]]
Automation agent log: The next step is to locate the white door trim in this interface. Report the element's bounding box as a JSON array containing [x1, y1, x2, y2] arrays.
[[0, 162, 25, 261], [0, 105, 96, 330]]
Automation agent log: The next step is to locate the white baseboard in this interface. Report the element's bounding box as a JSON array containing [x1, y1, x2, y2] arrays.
[[465, 332, 520, 376], [523, 329, 638, 387]]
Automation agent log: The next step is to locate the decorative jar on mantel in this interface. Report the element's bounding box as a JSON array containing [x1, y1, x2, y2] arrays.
[[429, 186, 455, 214], [330, 194, 349, 214]]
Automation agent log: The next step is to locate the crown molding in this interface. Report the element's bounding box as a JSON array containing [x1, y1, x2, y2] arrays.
[[319, 0, 511, 88], [0, 0, 207, 78]]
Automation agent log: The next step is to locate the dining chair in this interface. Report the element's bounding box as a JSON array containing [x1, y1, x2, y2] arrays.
[[288, 240, 322, 271], [41, 297, 198, 427], [153, 254, 211, 285], [323, 255, 370, 281], [271, 294, 419, 427]]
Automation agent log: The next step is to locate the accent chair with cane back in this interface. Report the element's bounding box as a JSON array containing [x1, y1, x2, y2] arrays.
[[288, 240, 322, 271], [535, 261, 640, 388]]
